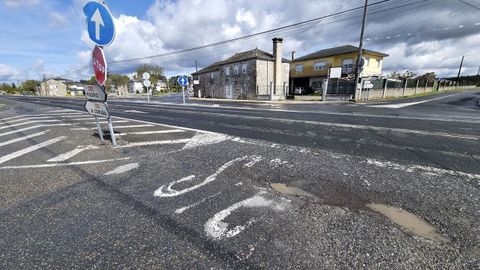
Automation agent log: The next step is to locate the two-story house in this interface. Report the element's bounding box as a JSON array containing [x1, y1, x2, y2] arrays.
[[192, 38, 290, 100], [290, 45, 388, 93]]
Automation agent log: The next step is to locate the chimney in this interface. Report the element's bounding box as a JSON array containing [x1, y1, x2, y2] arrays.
[[291, 51, 296, 61], [272, 38, 283, 100]]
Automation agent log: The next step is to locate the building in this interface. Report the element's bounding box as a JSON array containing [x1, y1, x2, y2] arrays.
[[192, 38, 290, 100], [39, 78, 71, 96], [129, 80, 144, 93], [65, 82, 85, 96], [291, 45, 389, 93]]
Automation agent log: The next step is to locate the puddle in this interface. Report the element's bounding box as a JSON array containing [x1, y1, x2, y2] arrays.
[[367, 203, 449, 244], [271, 183, 318, 200]]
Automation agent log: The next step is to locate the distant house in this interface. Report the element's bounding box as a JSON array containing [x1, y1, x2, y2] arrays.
[[291, 45, 388, 93], [129, 80, 144, 93], [39, 78, 72, 96], [192, 38, 291, 100], [65, 82, 85, 96]]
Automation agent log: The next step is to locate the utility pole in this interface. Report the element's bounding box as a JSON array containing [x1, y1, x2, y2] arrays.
[[43, 74, 47, 96], [353, 0, 368, 101], [476, 66, 480, 86], [456, 56, 464, 85], [195, 60, 198, 72]]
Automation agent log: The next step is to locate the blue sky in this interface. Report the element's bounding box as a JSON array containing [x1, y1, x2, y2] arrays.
[[1, 0, 480, 83]]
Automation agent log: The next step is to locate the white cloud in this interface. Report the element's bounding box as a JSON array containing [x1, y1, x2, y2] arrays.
[[3, 0, 39, 8], [49, 11, 69, 28], [0, 64, 22, 81]]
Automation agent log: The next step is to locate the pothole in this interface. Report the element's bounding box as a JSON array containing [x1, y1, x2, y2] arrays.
[[270, 183, 318, 200], [367, 203, 450, 244]]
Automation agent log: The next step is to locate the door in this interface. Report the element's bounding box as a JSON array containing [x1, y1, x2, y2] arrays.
[[225, 84, 233, 99]]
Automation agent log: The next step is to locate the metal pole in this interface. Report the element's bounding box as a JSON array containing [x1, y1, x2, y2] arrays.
[[182, 86, 185, 104], [353, 0, 368, 101], [95, 116, 104, 142], [147, 86, 150, 102], [476, 66, 480, 86], [107, 117, 116, 146], [456, 56, 464, 83]]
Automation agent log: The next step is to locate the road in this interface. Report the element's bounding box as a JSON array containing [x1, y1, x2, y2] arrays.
[[0, 89, 479, 269]]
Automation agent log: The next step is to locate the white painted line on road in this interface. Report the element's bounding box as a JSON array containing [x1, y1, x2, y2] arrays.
[[0, 131, 49, 147], [0, 157, 132, 170], [0, 116, 57, 125], [175, 191, 222, 214], [366, 158, 480, 181], [85, 120, 130, 125], [0, 136, 66, 164], [49, 109, 77, 113], [115, 139, 191, 148], [47, 145, 100, 162], [154, 156, 249, 197], [0, 113, 84, 121], [0, 124, 73, 137], [124, 110, 148, 114], [368, 94, 457, 108], [204, 191, 289, 240], [70, 127, 90, 131], [0, 120, 62, 130], [182, 132, 231, 150], [115, 130, 185, 136], [104, 163, 139, 175], [89, 124, 154, 130]]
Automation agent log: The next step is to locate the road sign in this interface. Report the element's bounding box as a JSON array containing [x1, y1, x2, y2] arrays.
[[84, 84, 107, 102], [92, 46, 107, 85], [363, 80, 374, 89], [83, 1, 116, 46], [329, 67, 342, 79], [143, 72, 150, 80], [85, 100, 109, 118], [177, 76, 188, 87], [143, 79, 151, 88]]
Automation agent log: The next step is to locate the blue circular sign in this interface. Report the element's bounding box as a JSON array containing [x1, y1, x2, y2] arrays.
[[83, 1, 116, 46], [177, 76, 188, 87]]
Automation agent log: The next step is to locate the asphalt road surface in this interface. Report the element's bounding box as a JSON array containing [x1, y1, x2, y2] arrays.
[[0, 89, 479, 269]]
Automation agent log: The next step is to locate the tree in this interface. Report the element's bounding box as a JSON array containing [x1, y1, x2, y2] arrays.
[[21, 80, 38, 93], [0, 83, 15, 94], [135, 64, 166, 93], [416, 72, 437, 84], [106, 73, 130, 93]]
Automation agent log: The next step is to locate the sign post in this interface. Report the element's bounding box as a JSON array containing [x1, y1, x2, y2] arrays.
[[143, 74, 151, 103], [83, 0, 116, 145], [177, 76, 188, 104]]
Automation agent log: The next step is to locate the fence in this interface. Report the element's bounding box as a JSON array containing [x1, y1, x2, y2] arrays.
[[358, 79, 476, 101]]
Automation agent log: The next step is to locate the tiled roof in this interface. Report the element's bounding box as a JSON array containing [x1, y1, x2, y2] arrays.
[[294, 45, 389, 61], [192, 48, 290, 75]]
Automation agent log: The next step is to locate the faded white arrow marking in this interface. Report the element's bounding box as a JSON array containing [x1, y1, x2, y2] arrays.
[[204, 192, 290, 240], [91, 8, 104, 40], [154, 156, 250, 197]]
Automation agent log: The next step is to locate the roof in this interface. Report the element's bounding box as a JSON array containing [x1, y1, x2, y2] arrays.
[[192, 48, 291, 75], [293, 45, 389, 62], [49, 77, 72, 82]]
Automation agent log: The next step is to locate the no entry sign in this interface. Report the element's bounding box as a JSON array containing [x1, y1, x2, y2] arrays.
[[92, 46, 107, 85]]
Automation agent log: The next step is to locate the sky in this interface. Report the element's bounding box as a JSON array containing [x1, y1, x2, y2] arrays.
[[0, 0, 480, 83]]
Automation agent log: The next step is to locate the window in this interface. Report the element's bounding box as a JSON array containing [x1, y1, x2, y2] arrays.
[[242, 84, 247, 94], [376, 59, 382, 68], [342, 59, 354, 72], [242, 64, 247, 75], [211, 72, 214, 79], [225, 66, 230, 76], [364, 58, 370, 67], [314, 61, 327, 71], [295, 64, 304, 72], [234, 65, 239, 75]]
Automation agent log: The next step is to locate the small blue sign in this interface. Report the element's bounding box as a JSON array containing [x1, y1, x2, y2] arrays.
[[177, 76, 188, 87], [83, 1, 116, 46]]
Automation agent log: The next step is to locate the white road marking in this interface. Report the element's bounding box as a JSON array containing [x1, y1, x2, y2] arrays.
[[174, 191, 222, 214], [0, 120, 62, 130], [89, 124, 154, 130], [204, 191, 289, 240], [368, 94, 456, 108], [124, 110, 148, 114], [0, 112, 84, 121], [47, 145, 100, 162], [49, 109, 77, 113], [70, 127, 90, 131], [0, 131, 49, 147], [0, 116, 57, 125], [104, 163, 139, 175], [85, 120, 130, 125], [0, 136, 66, 164], [367, 158, 480, 181], [115, 130, 185, 136], [154, 156, 249, 197], [115, 139, 191, 148], [182, 132, 231, 150], [0, 157, 132, 170], [244, 156, 263, 167], [0, 124, 73, 137]]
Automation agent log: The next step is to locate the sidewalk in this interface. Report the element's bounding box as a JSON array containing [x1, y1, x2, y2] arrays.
[[189, 97, 351, 105]]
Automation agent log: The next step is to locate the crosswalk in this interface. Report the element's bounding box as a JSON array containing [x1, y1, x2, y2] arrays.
[[0, 108, 215, 172]]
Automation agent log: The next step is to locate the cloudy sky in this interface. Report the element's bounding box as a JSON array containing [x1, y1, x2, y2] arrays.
[[1, 0, 479, 82]]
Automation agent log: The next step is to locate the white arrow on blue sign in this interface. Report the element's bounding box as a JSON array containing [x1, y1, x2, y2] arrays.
[[177, 76, 188, 87], [83, 1, 116, 46]]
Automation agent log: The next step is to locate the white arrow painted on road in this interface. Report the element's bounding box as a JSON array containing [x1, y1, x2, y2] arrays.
[[91, 8, 105, 40]]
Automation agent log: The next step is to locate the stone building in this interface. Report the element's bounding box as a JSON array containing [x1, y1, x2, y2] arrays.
[[192, 38, 290, 100], [39, 78, 70, 96]]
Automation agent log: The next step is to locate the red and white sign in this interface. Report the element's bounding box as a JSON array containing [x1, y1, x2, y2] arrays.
[[92, 46, 107, 85]]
